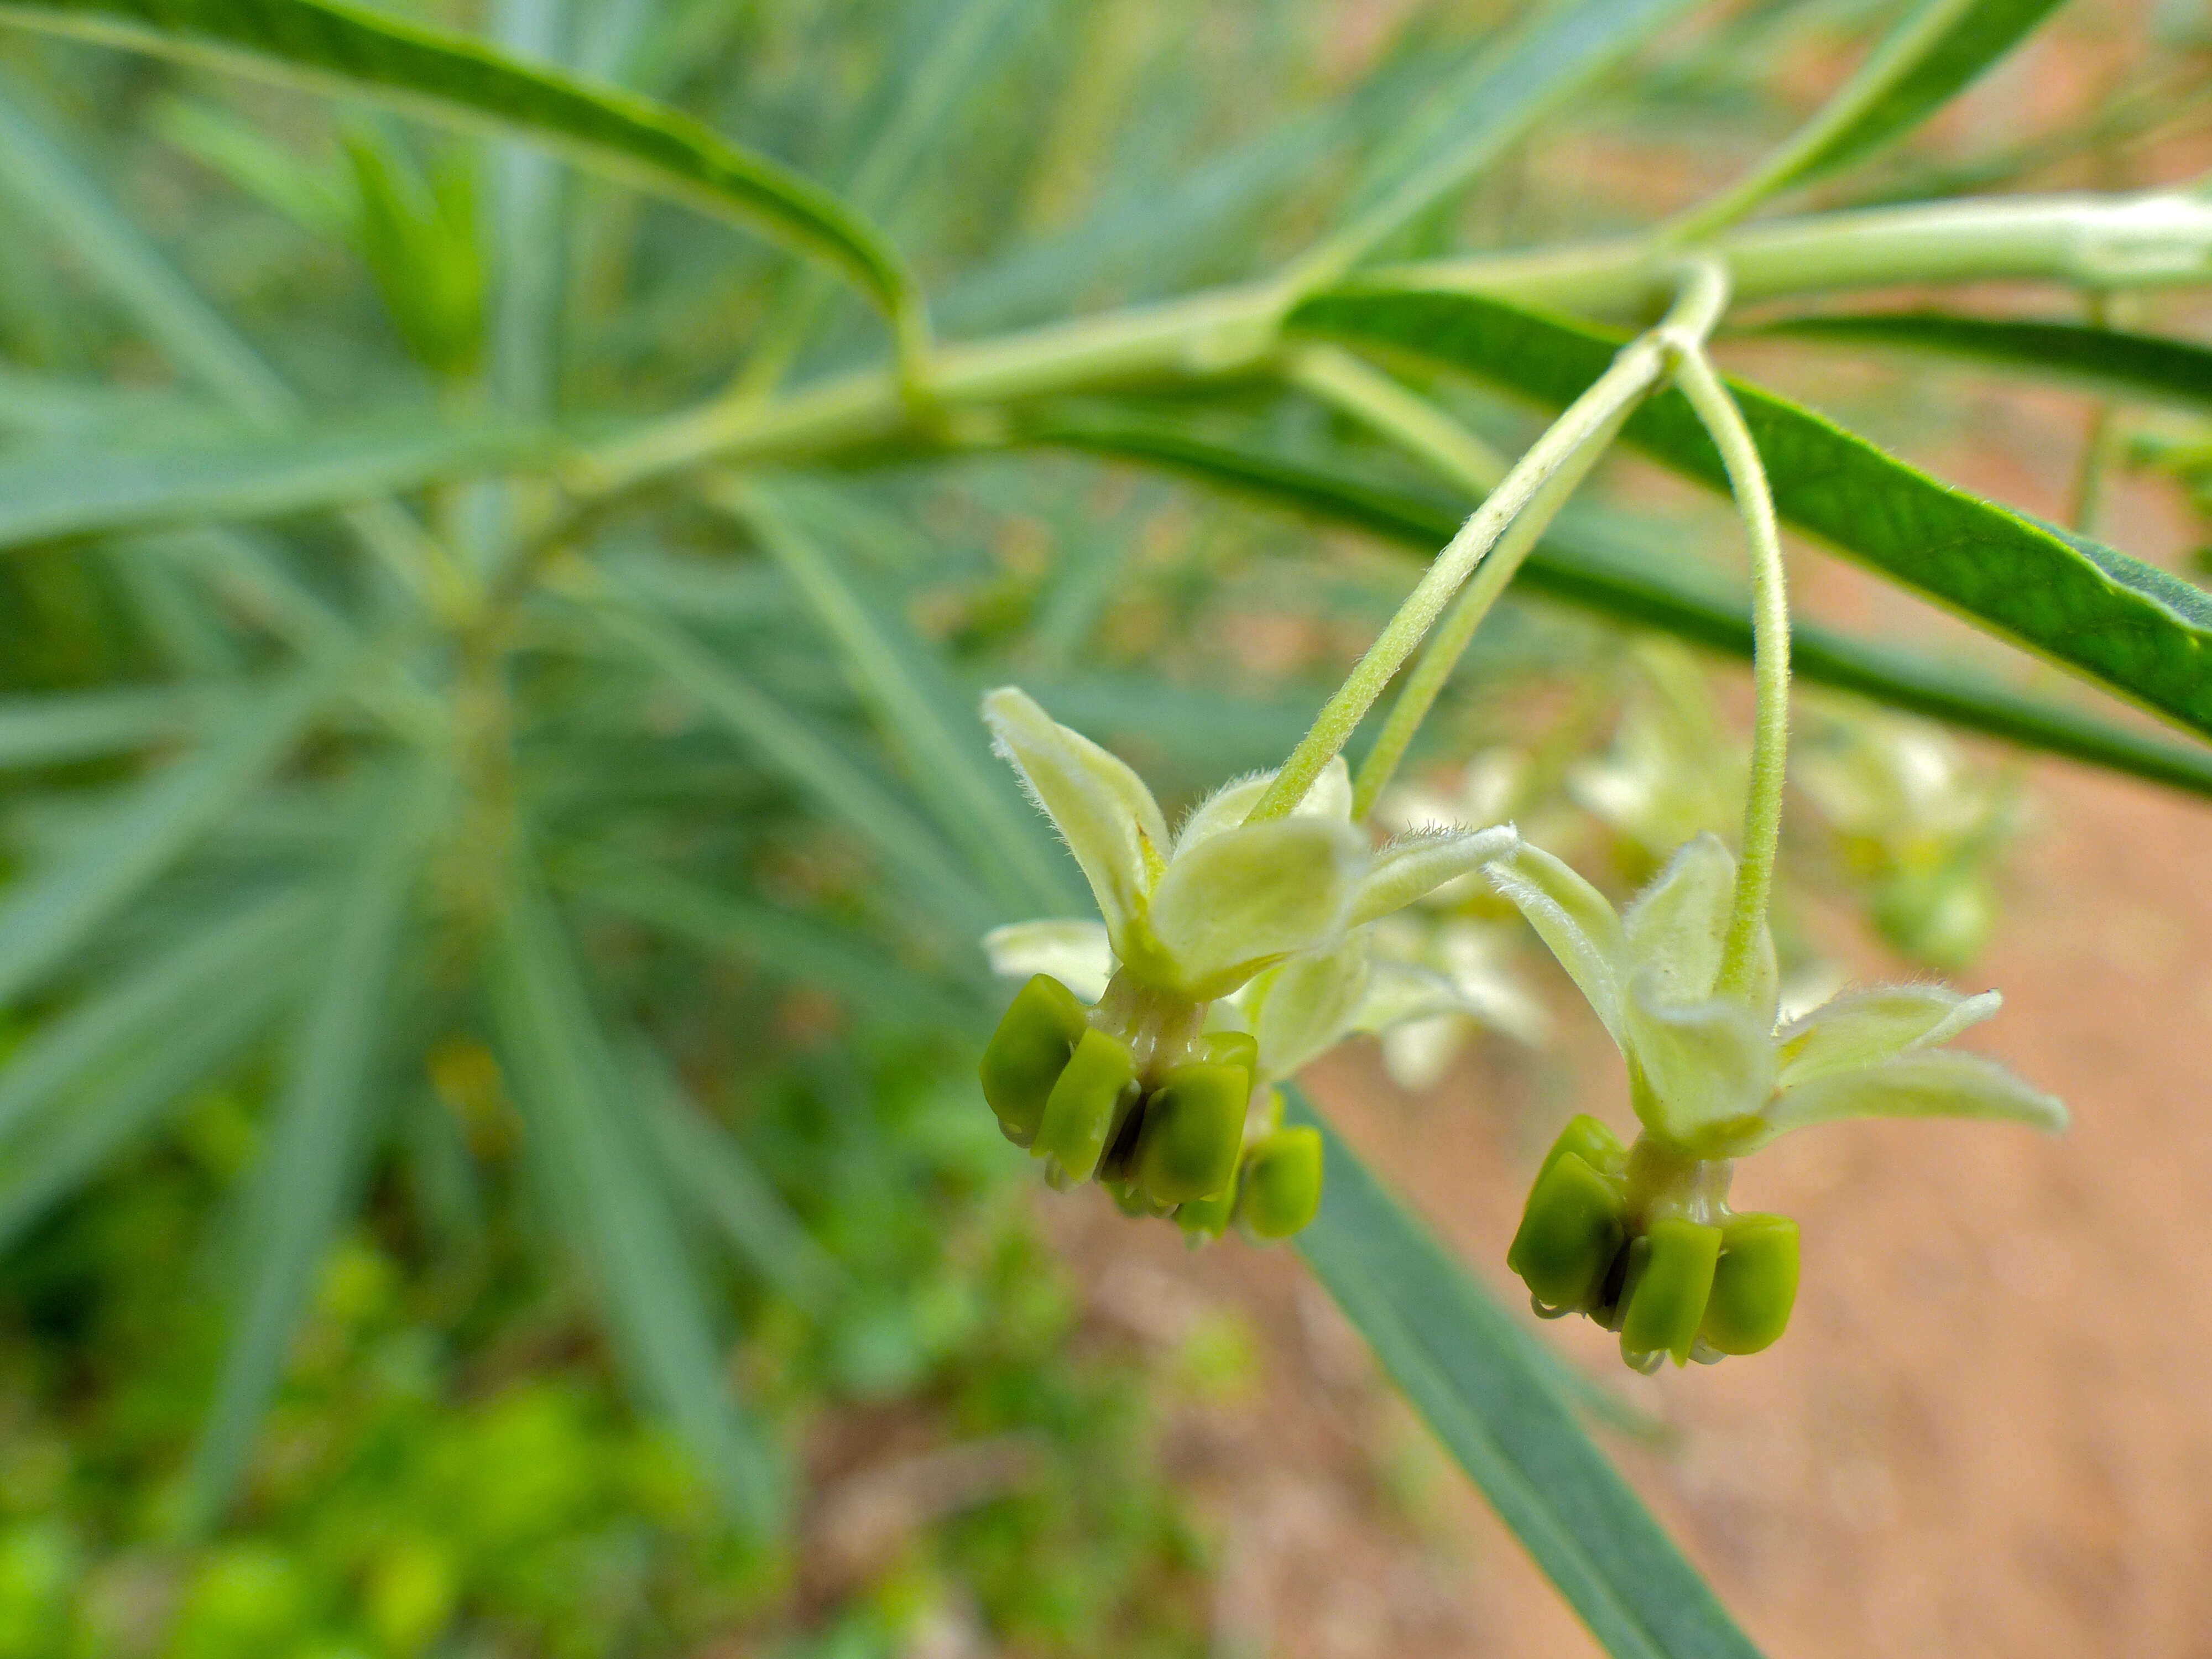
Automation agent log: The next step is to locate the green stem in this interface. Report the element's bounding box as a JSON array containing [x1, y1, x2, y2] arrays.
[[1349, 398, 1634, 818], [1670, 348, 1789, 999], [1245, 263, 1730, 826], [1288, 343, 1510, 493], [577, 192, 2212, 500]]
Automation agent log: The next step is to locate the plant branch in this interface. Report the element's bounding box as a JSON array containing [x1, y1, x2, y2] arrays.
[[1670, 347, 1789, 999], [1245, 262, 1730, 826]]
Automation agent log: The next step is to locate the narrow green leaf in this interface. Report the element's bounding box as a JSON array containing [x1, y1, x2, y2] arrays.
[[585, 589, 1001, 932], [1288, 289, 2212, 743], [182, 771, 431, 1530], [1022, 412, 2212, 800], [0, 666, 335, 1008], [564, 854, 985, 1031], [1764, 312, 2212, 412], [1772, 0, 2072, 193], [0, 422, 553, 552], [729, 482, 1080, 918], [0, 890, 315, 1152], [488, 856, 781, 1531], [1290, 0, 1704, 286], [0, 74, 291, 417], [1285, 1087, 1764, 1659], [0, 0, 917, 327], [630, 1046, 842, 1307], [0, 685, 221, 768]]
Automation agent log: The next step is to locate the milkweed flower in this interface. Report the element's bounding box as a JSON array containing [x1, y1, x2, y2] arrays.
[[976, 687, 1516, 1241], [1489, 831, 2065, 1371]]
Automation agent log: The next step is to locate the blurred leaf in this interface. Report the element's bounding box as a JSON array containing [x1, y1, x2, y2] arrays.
[[0, 0, 920, 328], [583, 584, 1003, 932], [0, 888, 316, 1152], [488, 854, 782, 1531], [1025, 411, 2212, 799], [0, 665, 337, 1008], [0, 423, 551, 552], [631, 1045, 843, 1307], [150, 93, 354, 236], [342, 128, 485, 378], [182, 769, 434, 1529], [1292, 0, 1706, 284], [1291, 289, 2212, 743], [739, 0, 1045, 389], [1762, 312, 2212, 410], [730, 481, 1080, 917], [1286, 1086, 1764, 1659], [0, 73, 290, 417], [1746, 0, 2072, 202], [565, 853, 985, 1030], [0, 685, 221, 767]]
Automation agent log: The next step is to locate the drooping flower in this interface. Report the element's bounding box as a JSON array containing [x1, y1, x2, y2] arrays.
[[976, 687, 1516, 1241], [1489, 831, 2064, 1371]]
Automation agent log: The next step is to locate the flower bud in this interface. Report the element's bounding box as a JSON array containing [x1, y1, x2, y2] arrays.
[[979, 974, 1089, 1147], [1134, 1061, 1251, 1204], [1507, 1151, 1627, 1315], [1699, 1212, 1798, 1355], [1176, 1181, 1238, 1242], [1034, 1026, 1140, 1183], [1619, 1215, 1721, 1370], [1239, 1126, 1323, 1239]]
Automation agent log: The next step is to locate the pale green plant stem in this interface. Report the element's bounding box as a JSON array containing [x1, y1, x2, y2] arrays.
[[1348, 402, 1633, 819], [1670, 347, 1789, 999], [1661, 0, 1985, 245], [577, 192, 2212, 497], [1287, 343, 1511, 493], [1242, 262, 1730, 826]]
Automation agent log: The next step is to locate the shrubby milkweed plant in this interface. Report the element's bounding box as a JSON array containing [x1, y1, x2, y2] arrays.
[[0, 0, 2205, 1651]]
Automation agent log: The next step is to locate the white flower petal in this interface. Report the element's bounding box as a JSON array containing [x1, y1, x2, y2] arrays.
[[1350, 823, 1519, 927], [1173, 755, 1353, 856], [1485, 841, 1626, 1044], [1247, 937, 1371, 1079], [982, 919, 1114, 1003], [1621, 832, 1736, 1001], [1756, 1050, 2066, 1146], [984, 687, 1168, 944], [1347, 959, 1470, 1032], [1380, 1018, 1466, 1093], [1775, 985, 2001, 1089], [1137, 816, 1365, 999], [1622, 969, 1774, 1146]]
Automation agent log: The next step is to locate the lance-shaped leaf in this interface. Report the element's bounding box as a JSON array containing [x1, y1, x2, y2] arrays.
[[0, 0, 918, 330], [1764, 312, 2212, 414], [1023, 413, 2212, 800], [0, 664, 336, 1009], [182, 771, 431, 1530], [0, 422, 552, 552], [729, 483, 1081, 919], [1286, 1087, 1767, 1659], [489, 857, 781, 1532], [1286, 289, 2212, 745]]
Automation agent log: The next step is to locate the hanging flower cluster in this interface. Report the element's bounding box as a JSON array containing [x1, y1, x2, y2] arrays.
[[976, 687, 1515, 1243], [1489, 832, 2065, 1371]]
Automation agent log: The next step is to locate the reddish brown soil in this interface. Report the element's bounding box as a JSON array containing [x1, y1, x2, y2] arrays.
[[1052, 758, 2212, 1658]]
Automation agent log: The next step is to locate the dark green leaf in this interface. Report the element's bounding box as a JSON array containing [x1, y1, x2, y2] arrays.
[[1288, 288, 2212, 743], [1286, 1087, 1763, 1659], [1021, 411, 2212, 799], [1763, 312, 2212, 412], [0, 0, 918, 327], [488, 856, 781, 1532], [182, 771, 432, 1529]]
